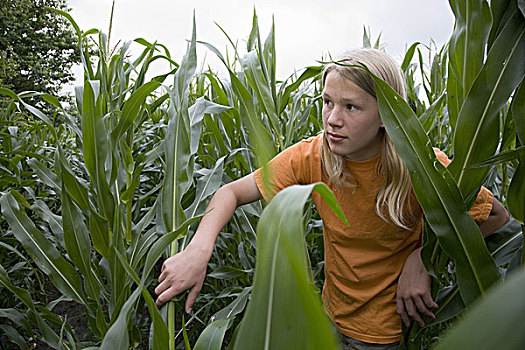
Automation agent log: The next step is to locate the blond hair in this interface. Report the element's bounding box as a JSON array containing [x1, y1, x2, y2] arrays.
[[321, 49, 415, 230]]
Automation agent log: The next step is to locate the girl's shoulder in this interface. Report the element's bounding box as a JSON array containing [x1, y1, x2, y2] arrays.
[[299, 134, 322, 146], [291, 134, 323, 160]]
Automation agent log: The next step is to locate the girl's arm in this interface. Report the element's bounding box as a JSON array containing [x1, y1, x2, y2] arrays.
[[154, 173, 262, 311], [478, 197, 510, 238], [396, 197, 509, 327]]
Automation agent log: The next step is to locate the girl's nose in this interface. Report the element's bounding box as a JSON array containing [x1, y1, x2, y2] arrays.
[[327, 107, 344, 127]]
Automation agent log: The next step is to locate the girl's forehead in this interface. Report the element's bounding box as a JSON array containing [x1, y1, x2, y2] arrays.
[[323, 72, 372, 99]]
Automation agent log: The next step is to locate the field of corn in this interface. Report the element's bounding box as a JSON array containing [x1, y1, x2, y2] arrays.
[[0, 0, 524, 349]]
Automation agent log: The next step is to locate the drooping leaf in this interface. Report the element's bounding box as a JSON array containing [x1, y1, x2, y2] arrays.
[[371, 72, 501, 305], [0, 192, 88, 305], [233, 183, 345, 350]]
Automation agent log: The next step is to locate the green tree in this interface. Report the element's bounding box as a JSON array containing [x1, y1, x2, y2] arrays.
[[0, 0, 80, 94]]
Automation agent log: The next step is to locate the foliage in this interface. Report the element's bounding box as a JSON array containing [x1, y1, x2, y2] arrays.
[[0, 0, 80, 94], [0, 1, 524, 349]]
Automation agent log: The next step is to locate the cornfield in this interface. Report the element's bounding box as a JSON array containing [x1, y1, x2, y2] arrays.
[[0, 1, 524, 349]]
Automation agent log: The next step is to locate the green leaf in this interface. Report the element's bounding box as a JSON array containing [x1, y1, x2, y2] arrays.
[[161, 16, 197, 235], [434, 268, 525, 350], [0, 265, 61, 348], [419, 93, 445, 133], [508, 162, 525, 223], [228, 69, 275, 167], [210, 287, 251, 321], [466, 146, 525, 168], [188, 97, 231, 154], [81, 80, 114, 220], [0, 324, 28, 350], [208, 266, 251, 280], [371, 73, 501, 305], [0, 265, 35, 308], [447, 0, 492, 125], [113, 250, 168, 350], [99, 285, 141, 350], [278, 66, 323, 114], [512, 82, 525, 144], [62, 190, 100, 302], [401, 42, 420, 72], [242, 51, 282, 148], [28, 158, 61, 194], [0, 192, 88, 305], [184, 155, 226, 219], [448, 8, 525, 203], [193, 317, 232, 350], [508, 82, 525, 222], [233, 184, 345, 350], [111, 81, 160, 141]]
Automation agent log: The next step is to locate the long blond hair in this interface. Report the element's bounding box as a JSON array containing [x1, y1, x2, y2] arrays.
[[321, 49, 415, 230]]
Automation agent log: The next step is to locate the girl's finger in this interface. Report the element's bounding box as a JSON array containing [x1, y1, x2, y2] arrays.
[[422, 293, 438, 309], [154, 279, 168, 296], [156, 287, 177, 308], [158, 270, 167, 283], [413, 295, 435, 319], [396, 296, 410, 327], [404, 298, 424, 327]]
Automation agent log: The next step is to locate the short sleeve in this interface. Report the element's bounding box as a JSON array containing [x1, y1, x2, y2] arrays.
[[433, 148, 493, 224], [469, 187, 493, 224], [253, 136, 321, 201]]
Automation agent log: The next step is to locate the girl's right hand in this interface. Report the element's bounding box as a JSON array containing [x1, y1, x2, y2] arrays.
[[154, 244, 211, 312]]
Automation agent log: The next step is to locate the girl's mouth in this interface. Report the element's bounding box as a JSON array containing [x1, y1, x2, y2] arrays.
[[328, 132, 347, 142]]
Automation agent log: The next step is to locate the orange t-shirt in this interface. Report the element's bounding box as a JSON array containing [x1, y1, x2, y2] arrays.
[[253, 135, 493, 343]]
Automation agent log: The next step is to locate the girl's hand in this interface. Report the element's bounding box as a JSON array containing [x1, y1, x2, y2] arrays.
[[396, 247, 438, 327], [154, 244, 211, 312]]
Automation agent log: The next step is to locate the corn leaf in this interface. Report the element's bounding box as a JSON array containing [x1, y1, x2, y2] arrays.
[[111, 80, 161, 141], [242, 51, 282, 147], [161, 16, 197, 235], [447, 0, 492, 128], [0, 192, 88, 305], [81, 80, 115, 221], [188, 97, 232, 155], [62, 190, 100, 302], [434, 267, 525, 350], [508, 82, 525, 223], [466, 146, 525, 168], [0, 265, 61, 348], [193, 317, 232, 350], [372, 74, 501, 305], [232, 183, 345, 350], [448, 8, 525, 204], [184, 155, 226, 219]]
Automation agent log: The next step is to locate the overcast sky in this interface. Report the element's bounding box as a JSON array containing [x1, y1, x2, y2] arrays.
[[66, 0, 455, 83]]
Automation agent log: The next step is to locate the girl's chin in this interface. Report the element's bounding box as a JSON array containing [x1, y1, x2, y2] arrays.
[[328, 145, 352, 157]]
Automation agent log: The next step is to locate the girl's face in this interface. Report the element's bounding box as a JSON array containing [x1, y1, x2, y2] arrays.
[[322, 71, 384, 161]]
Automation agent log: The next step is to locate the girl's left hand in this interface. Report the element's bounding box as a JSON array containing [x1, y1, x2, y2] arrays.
[[396, 247, 438, 327]]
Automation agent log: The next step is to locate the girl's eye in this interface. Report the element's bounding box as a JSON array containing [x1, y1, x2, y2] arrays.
[[346, 104, 356, 111], [324, 99, 333, 107]]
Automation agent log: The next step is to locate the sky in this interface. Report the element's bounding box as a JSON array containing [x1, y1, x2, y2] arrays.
[[65, 0, 455, 85]]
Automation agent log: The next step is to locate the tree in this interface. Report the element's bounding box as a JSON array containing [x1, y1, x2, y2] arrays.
[[0, 0, 80, 95]]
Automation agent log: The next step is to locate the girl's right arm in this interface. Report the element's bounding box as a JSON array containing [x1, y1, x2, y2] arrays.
[[154, 173, 262, 312]]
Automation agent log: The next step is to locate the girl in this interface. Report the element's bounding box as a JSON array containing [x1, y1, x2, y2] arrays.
[[155, 49, 509, 349]]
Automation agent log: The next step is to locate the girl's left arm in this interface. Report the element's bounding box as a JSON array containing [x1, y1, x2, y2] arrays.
[[396, 197, 509, 327], [478, 197, 510, 237]]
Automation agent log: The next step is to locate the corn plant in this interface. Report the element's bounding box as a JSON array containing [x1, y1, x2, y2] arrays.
[[369, 0, 525, 348], [1, 2, 523, 349]]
